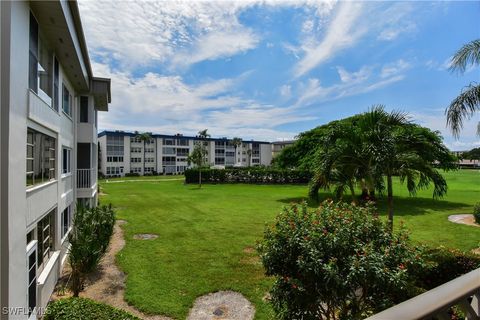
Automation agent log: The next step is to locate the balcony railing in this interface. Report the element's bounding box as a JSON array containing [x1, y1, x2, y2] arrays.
[[77, 168, 96, 189], [366, 268, 480, 320]]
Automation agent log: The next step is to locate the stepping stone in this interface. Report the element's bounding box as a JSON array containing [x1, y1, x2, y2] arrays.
[[187, 291, 255, 320]]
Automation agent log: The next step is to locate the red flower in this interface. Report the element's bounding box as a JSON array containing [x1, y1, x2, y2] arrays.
[[399, 264, 405, 270]]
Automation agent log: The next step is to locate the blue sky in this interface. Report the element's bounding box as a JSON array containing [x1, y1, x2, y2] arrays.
[[78, 0, 480, 149]]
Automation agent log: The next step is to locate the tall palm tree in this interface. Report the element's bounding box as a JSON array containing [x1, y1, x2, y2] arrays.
[[246, 148, 252, 167], [231, 137, 242, 165], [135, 131, 152, 175], [446, 39, 480, 138]]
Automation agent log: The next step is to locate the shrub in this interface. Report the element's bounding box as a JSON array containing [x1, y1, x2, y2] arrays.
[[125, 173, 140, 177], [69, 204, 116, 297], [473, 202, 480, 224], [257, 200, 424, 320], [184, 168, 312, 184], [413, 246, 480, 291], [44, 298, 139, 320]]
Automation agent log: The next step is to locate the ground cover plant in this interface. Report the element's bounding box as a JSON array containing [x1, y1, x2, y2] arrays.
[[44, 297, 139, 320], [99, 169, 480, 319]]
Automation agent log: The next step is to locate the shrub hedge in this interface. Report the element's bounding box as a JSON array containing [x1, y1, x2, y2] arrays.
[[473, 202, 480, 224], [414, 246, 480, 291], [184, 168, 312, 184], [44, 298, 139, 320]]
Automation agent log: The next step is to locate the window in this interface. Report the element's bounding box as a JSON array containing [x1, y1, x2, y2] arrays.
[[252, 158, 260, 164], [177, 139, 189, 146], [145, 157, 155, 163], [131, 167, 142, 173], [144, 167, 154, 173], [162, 156, 176, 165], [37, 210, 54, 270], [61, 205, 72, 238], [107, 156, 124, 163], [131, 157, 141, 163], [215, 157, 225, 165], [80, 96, 88, 123], [130, 147, 141, 153], [53, 58, 59, 111], [163, 147, 176, 155], [106, 167, 123, 176], [27, 242, 37, 318], [131, 137, 142, 143], [62, 84, 72, 117], [163, 138, 175, 145], [62, 147, 71, 174], [29, 13, 39, 93], [145, 147, 155, 153], [26, 128, 56, 187], [106, 136, 124, 156]]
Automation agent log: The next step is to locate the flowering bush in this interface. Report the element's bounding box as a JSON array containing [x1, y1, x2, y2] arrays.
[[184, 168, 312, 184], [257, 200, 424, 320]]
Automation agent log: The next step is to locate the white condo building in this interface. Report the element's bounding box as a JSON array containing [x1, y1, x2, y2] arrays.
[[0, 1, 111, 319], [98, 131, 273, 177]]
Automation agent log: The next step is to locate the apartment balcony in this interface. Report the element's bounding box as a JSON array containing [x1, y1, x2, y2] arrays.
[[366, 268, 480, 320], [76, 168, 97, 198]]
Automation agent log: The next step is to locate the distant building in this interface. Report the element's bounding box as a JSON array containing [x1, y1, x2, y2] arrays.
[[0, 1, 111, 318], [452, 150, 480, 168], [98, 131, 273, 176], [272, 140, 295, 158]]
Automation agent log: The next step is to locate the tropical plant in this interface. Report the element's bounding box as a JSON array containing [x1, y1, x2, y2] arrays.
[[246, 148, 252, 167], [68, 204, 115, 297], [446, 39, 480, 137], [231, 137, 242, 165], [258, 201, 424, 320], [187, 129, 210, 188], [135, 131, 153, 175], [462, 147, 480, 160], [309, 106, 457, 229]]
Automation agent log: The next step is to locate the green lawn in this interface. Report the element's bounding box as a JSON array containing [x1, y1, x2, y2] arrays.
[[99, 169, 480, 319]]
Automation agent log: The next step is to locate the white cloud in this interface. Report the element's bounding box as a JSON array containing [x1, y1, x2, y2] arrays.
[[295, 61, 408, 107], [380, 59, 411, 78], [94, 62, 309, 141], [411, 110, 480, 150], [294, 1, 366, 77], [280, 84, 292, 98]]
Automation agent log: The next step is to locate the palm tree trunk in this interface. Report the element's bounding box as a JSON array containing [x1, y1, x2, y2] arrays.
[[387, 174, 394, 230], [143, 141, 146, 175], [349, 183, 356, 203], [199, 167, 202, 188]]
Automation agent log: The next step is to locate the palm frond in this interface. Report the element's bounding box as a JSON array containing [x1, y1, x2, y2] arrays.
[[446, 83, 480, 137], [449, 39, 480, 73]]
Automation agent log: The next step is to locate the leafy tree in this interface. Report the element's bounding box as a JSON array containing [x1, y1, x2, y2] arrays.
[[231, 137, 242, 165], [258, 201, 424, 320], [68, 204, 115, 297], [446, 39, 480, 137], [309, 106, 456, 229], [463, 147, 480, 160], [188, 129, 210, 187], [135, 131, 153, 175]]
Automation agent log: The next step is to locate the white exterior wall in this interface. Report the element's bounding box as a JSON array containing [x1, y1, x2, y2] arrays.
[[1, 2, 109, 318], [260, 144, 272, 166]]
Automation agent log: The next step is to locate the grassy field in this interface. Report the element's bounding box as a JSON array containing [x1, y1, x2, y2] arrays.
[[99, 169, 480, 319]]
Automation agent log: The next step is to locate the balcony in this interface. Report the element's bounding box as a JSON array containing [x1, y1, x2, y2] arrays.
[[77, 168, 96, 189], [76, 168, 97, 199], [366, 268, 480, 320]]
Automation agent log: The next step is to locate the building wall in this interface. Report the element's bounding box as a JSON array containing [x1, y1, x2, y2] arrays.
[[2, 2, 108, 318], [99, 132, 273, 176]]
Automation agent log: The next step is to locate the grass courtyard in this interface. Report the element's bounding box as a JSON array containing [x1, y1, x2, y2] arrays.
[[99, 169, 480, 319]]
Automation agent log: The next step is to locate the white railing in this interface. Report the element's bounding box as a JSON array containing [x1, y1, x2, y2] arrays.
[[366, 268, 480, 320], [77, 168, 96, 189]]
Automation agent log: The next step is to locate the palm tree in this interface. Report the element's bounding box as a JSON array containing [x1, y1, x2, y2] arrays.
[[135, 131, 152, 175], [310, 106, 456, 229], [195, 129, 210, 187], [231, 137, 242, 165], [246, 148, 252, 167], [446, 39, 480, 138]]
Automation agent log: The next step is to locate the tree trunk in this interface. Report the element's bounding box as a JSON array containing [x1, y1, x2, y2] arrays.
[[143, 141, 146, 175], [71, 269, 81, 297], [199, 167, 202, 188], [387, 174, 394, 230], [349, 183, 356, 203]]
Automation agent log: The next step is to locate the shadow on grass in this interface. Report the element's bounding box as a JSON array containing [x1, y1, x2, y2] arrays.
[[278, 193, 470, 217], [375, 196, 470, 217]]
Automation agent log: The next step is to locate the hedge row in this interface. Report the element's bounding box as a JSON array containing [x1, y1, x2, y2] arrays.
[[44, 298, 139, 320], [184, 168, 312, 184]]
